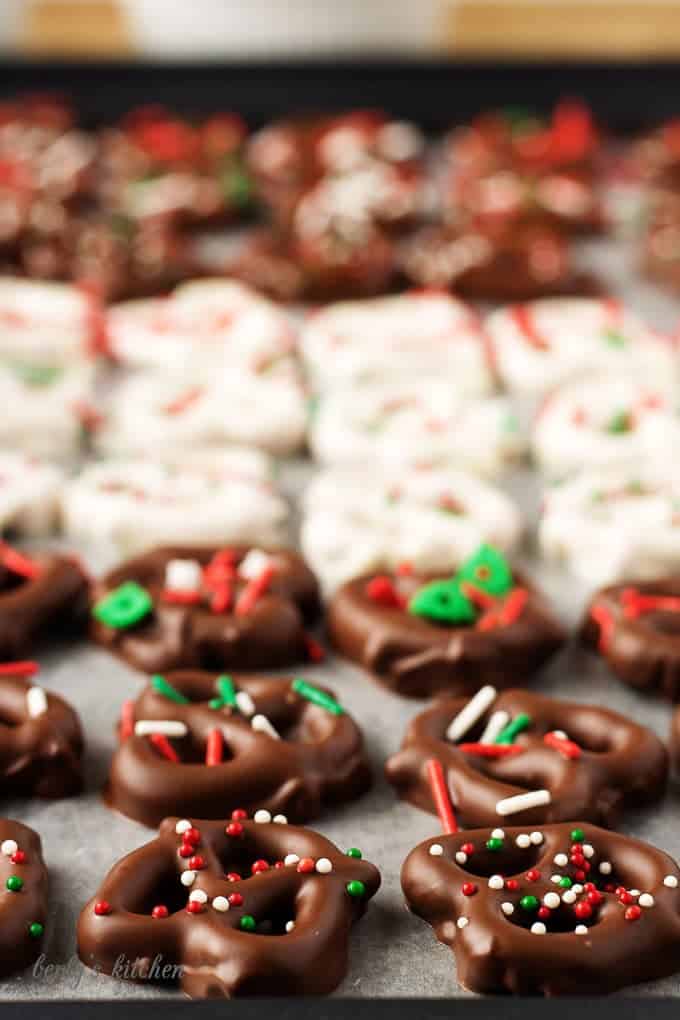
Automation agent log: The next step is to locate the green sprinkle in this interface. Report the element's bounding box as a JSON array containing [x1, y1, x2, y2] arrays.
[[151, 674, 190, 705], [606, 410, 631, 434], [346, 880, 366, 899], [519, 894, 539, 911], [458, 544, 513, 597], [8, 361, 62, 387], [239, 915, 256, 932], [28, 922, 44, 939], [292, 678, 344, 716], [6, 876, 23, 892], [494, 713, 532, 746], [570, 828, 585, 843], [209, 675, 237, 710], [486, 837, 504, 852], [93, 581, 153, 630], [602, 327, 627, 348], [409, 579, 476, 625], [346, 848, 362, 860], [559, 876, 573, 889]]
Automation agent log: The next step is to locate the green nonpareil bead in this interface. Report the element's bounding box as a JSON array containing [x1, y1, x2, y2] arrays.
[[409, 579, 475, 624], [457, 544, 513, 597], [570, 828, 585, 843], [151, 674, 190, 705], [29, 922, 44, 938], [486, 838, 503, 852], [6, 875, 23, 892], [346, 848, 362, 859], [559, 876, 573, 889], [346, 880, 366, 898], [519, 894, 539, 911], [239, 915, 256, 932], [93, 581, 153, 630]]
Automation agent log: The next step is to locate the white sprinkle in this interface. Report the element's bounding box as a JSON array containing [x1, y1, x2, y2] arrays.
[[457, 917, 469, 929], [455, 851, 467, 864], [285, 920, 295, 933], [165, 558, 202, 592], [516, 834, 531, 849], [629, 889, 640, 898], [599, 861, 612, 875], [235, 691, 256, 717], [1, 840, 18, 857], [284, 854, 300, 866], [552, 729, 568, 740], [479, 710, 509, 745], [664, 875, 678, 888], [571, 885, 583, 895], [212, 896, 229, 913], [445, 685, 497, 743], [316, 858, 333, 874], [189, 890, 208, 904], [491, 828, 505, 840], [175, 819, 192, 835], [582, 844, 594, 858], [530, 831, 544, 845], [273, 814, 287, 825], [429, 844, 444, 857], [551, 875, 561, 885], [496, 790, 551, 816], [501, 902, 514, 916], [544, 892, 560, 909], [252, 714, 281, 740], [554, 854, 568, 867], [639, 893, 655, 908], [26, 686, 48, 718], [181, 871, 196, 887], [135, 719, 187, 737], [562, 890, 577, 904], [239, 549, 272, 580], [575, 925, 588, 935], [531, 922, 546, 935], [488, 875, 504, 890], [254, 810, 271, 824]]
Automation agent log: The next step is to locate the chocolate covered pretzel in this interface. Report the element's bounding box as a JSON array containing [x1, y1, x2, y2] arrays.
[[386, 687, 667, 828], [0, 544, 89, 659], [0, 818, 48, 977], [78, 813, 380, 998], [107, 671, 371, 827], [583, 580, 680, 701], [91, 546, 322, 674], [328, 546, 564, 698], [402, 822, 680, 995], [0, 663, 83, 798]]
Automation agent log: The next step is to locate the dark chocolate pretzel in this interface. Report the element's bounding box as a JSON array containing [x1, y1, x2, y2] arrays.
[[0, 666, 84, 798], [583, 579, 680, 700], [402, 821, 680, 996], [78, 813, 380, 998], [106, 671, 371, 827], [0, 818, 48, 978], [0, 546, 89, 658], [91, 545, 321, 674], [327, 568, 564, 698], [386, 688, 667, 829]]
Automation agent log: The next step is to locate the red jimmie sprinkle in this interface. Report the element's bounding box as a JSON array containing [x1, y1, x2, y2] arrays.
[[162, 385, 205, 415], [235, 564, 276, 616], [544, 731, 582, 759], [210, 584, 233, 614], [426, 758, 458, 834], [365, 575, 407, 609], [621, 587, 680, 620], [458, 743, 524, 758], [149, 733, 180, 763], [205, 728, 223, 766], [477, 587, 528, 631], [304, 634, 325, 662], [590, 603, 615, 653], [0, 542, 41, 580], [162, 588, 202, 606], [510, 305, 550, 350], [0, 661, 39, 678], [119, 699, 135, 742], [459, 582, 496, 610]]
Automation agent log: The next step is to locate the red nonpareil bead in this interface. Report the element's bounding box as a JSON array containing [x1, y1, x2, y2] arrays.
[[625, 905, 642, 921], [226, 872, 241, 883], [587, 890, 603, 906], [152, 905, 169, 919], [461, 843, 475, 856], [297, 858, 315, 874], [94, 901, 111, 916], [251, 859, 269, 875], [178, 845, 194, 859], [183, 828, 201, 846], [604, 883, 616, 893], [615, 885, 626, 896], [584, 882, 596, 893], [186, 901, 204, 914], [228, 892, 243, 907], [226, 822, 244, 838], [506, 879, 519, 891], [571, 844, 583, 854], [274, 861, 284, 869], [574, 901, 592, 920], [11, 851, 26, 865], [537, 906, 551, 920], [525, 869, 540, 882], [571, 853, 585, 867], [461, 882, 477, 897], [231, 809, 247, 821], [574, 870, 586, 882], [618, 891, 633, 905], [189, 856, 205, 871]]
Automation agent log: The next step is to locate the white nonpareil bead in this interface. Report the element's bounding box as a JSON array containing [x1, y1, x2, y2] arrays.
[[212, 896, 229, 913], [429, 844, 444, 857]]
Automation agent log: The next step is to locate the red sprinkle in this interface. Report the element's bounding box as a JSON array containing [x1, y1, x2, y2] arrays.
[[621, 587, 680, 619], [226, 873, 241, 883], [618, 891, 633, 905], [525, 869, 541, 882], [587, 890, 603, 905], [590, 603, 614, 653], [162, 386, 205, 415], [574, 901, 592, 920], [510, 304, 551, 350], [544, 731, 582, 760], [152, 905, 169, 919], [186, 901, 204, 915], [11, 851, 26, 865], [461, 882, 477, 897], [149, 733, 179, 763], [183, 828, 201, 846], [205, 729, 223, 767], [625, 905, 642, 922], [210, 584, 233, 614], [304, 634, 326, 662], [228, 892, 243, 906], [297, 858, 315, 874], [231, 809, 247, 820], [178, 845, 194, 859], [459, 582, 496, 610], [251, 859, 269, 875], [0, 661, 39, 678], [506, 879, 519, 891], [461, 843, 475, 855], [226, 822, 244, 838], [235, 564, 276, 616], [189, 856, 205, 871], [119, 699, 135, 742], [537, 906, 551, 920], [162, 588, 202, 606], [396, 561, 414, 576], [94, 901, 111, 916], [458, 743, 524, 758], [365, 575, 407, 609], [426, 758, 458, 835], [0, 542, 41, 580]]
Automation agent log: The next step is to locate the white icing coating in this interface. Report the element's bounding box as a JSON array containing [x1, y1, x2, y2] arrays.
[[301, 465, 521, 591], [300, 292, 494, 395], [487, 297, 676, 398], [61, 450, 288, 553], [0, 452, 63, 537], [0, 361, 95, 460], [0, 278, 94, 364], [540, 461, 680, 586], [310, 379, 524, 478], [106, 279, 296, 375]]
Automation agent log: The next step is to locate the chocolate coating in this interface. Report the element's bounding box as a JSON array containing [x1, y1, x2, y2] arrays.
[[402, 822, 680, 996], [670, 708, 680, 773], [328, 569, 565, 698], [92, 545, 321, 674], [0, 553, 89, 658], [386, 688, 668, 828], [0, 818, 48, 978], [107, 671, 371, 827], [583, 579, 680, 701], [78, 814, 380, 998], [0, 673, 84, 798]]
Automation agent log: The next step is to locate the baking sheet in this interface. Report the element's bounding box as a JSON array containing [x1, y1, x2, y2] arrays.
[[2, 232, 680, 1000]]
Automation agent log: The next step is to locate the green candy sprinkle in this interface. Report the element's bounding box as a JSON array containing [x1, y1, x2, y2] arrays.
[[93, 581, 153, 630], [346, 848, 362, 859], [209, 675, 237, 710], [519, 894, 539, 911], [6, 876, 23, 892], [559, 876, 573, 889], [292, 678, 344, 716], [570, 828, 585, 843], [486, 838, 504, 852], [239, 915, 256, 932], [409, 579, 476, 625], [346, 880, 366, 898], [457, 544, 513, 597], [151, 674, 190, 705], [606, 410, 631, 435], [28, 922, 44, 939], [495, 713, 532, 746], [602, 327, 627, 348]]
